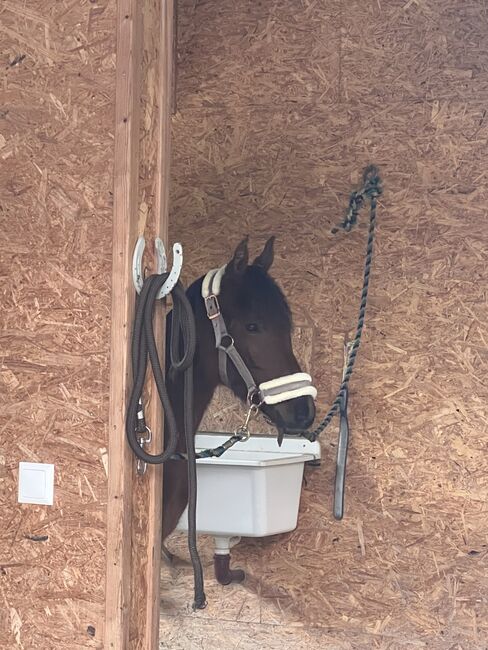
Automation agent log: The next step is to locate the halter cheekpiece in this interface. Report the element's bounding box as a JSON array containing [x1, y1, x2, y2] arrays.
[[202, 266, 317, 407]]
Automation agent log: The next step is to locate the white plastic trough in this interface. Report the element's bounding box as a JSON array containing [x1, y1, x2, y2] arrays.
[[177, 432, 321, 568]]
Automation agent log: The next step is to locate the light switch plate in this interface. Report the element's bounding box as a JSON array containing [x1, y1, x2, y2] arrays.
[[18, 462, 55, 505]]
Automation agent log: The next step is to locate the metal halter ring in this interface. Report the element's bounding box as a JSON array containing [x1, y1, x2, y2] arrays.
[[138, 425, 152, 446], [235, 425, 251, 442], [219, 334, 234, 351], [247, 388, 263, 408]]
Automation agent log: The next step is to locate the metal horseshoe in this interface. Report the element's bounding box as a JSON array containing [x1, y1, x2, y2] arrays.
[[155, 239, 183, 299], [132, 236, 183, 298]]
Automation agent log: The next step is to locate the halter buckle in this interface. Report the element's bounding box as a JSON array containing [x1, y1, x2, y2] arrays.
[[205, 295, 221, 320]]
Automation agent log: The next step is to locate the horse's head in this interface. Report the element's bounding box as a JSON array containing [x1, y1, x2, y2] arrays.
[[214, 237, 316, 436]]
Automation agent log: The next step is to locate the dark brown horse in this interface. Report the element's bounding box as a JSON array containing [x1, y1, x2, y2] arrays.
[[163, 236, 315, 539]]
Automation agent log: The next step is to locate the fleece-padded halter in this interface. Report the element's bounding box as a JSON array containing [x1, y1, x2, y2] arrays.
[[202, 266, 317, 406], [259, 372, 317, 405], [202, 266, 256, 396]]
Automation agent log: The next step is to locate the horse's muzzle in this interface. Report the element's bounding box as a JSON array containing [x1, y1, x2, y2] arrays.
[[263, 395, 316, 437]]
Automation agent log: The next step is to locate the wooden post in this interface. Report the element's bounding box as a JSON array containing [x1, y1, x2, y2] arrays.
[[172, 0, 178, 115], [105, 1, 174, 648], [105, 1, 142, 647]]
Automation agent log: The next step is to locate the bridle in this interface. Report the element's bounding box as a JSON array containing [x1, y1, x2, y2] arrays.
[[202, 266, 317, 410]]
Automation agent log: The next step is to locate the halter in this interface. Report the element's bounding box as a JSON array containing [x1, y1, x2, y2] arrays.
[[202, 266, 317, 407]]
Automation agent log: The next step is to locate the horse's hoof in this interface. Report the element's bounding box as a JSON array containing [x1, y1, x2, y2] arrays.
[[214, 553, 245, 585]]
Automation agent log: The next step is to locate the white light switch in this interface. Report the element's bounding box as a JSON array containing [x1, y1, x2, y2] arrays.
[[18, 462, 55, 505]]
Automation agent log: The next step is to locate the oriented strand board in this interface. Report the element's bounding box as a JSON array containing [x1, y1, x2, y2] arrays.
[[162, 0, 488, 648], [0, 2, 116, 648]]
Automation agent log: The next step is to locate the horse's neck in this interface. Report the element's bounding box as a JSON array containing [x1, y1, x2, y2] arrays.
[[166, 277, 220, 443]]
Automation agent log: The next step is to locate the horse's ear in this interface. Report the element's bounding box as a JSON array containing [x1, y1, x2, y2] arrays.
[[253, 236, 275, 272], [228, 236, 249, 275]]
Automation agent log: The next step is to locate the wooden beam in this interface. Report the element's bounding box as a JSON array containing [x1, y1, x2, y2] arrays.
[[105, 0, 143, 647], [129, 1, 174, 649], [172, 0, 178, 115], [106, 1, 174, 648], [146, 3, 174, 646]]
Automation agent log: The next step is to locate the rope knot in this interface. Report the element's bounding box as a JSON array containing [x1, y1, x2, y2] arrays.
[[332, 165, 382, 234], [362, 164, 383, 200]]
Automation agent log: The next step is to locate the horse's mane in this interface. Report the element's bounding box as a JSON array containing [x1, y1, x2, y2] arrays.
[[185, 276, 205, 311]]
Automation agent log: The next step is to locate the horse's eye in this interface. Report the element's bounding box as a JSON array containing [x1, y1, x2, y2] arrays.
[[245, 323, 259, 333]]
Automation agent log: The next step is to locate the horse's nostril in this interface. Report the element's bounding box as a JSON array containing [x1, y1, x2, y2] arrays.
[[294, 397, 315, 428]]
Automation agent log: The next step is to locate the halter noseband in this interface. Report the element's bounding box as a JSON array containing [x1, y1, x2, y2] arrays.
[[202, 266, 317, 407]]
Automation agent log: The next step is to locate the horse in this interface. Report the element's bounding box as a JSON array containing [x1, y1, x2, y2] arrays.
[[163, 236, 316, 540]]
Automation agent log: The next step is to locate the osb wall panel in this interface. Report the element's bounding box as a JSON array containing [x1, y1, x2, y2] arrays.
[[0, 3, 115, 648], [161, 1, 488, 649]]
